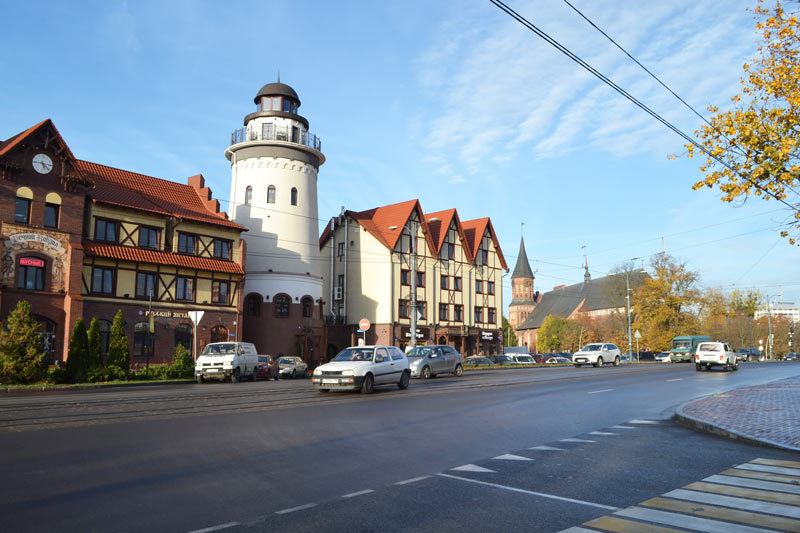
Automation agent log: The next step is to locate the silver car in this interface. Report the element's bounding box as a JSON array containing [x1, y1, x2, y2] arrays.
[[278, 356, 308, 379], [407, 345, 464, 379]]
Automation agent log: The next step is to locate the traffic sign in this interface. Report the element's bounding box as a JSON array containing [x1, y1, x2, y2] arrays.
[[634, 330, 641, 339], [359, 318, 371, 331]]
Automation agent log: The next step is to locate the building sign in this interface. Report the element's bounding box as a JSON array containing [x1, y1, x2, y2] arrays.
[[140, 310, 190, 319], [20, 257, 45, 267], [481, 331, 495, 341], [8, 233, 64, 252], [2, 226, 69, 292]]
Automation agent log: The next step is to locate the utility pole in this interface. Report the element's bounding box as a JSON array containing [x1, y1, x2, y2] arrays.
[[625, 271, 633, 361]]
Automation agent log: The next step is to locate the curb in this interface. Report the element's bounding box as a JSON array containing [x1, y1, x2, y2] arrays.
[[673, 394, 800, 453], [2, 379, 194, 394]]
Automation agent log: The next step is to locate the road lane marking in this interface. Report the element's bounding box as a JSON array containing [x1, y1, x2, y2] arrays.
[[752, 457, 800, 469], [437, 473, 619, 511], [451, 464, 496, 473], [588, 389, 613, 394], [560, 438, 596, 443], [615, 506, 771, 533], [628, 419, 659, 424], [529, 445, 564, 451], [588, 431, 617, 436], [685, 481, 800, 505], [704, 474, 800, 494], [721, 467, 800, 484], [188, 523, 240, 533], [275, 503, 316, 515], [610, 425, 635, 429], [584, 515, 683, 532], [395, 475, 431, 485], [641, 496, 800, 531], [664, 488, 800, 519], [735, 462, 800, 476], [341, 489, 374, 498], [666, 378, 683, 382], [493, 454, 532, 461], [557, 528, 598, 533]]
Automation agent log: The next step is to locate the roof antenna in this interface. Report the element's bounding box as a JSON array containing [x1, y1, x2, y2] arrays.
[[277, 71, 280, 83]]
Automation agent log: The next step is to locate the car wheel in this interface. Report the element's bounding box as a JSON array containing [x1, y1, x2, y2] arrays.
[[596, 357, 604, 368], [319, 389, 329, 393], [422, 366, 431, 379], [613, 356, 620, 367], [398, 370, 410, 390], [454, 364, 463, 377], [733, 361, 739, 371], [250, 369, 256, 382], [231, 368, 240, 383], [196, 375, 204, 384], [361, 373, 374, 394], [695, 363, 701, 371], [575, 364, 581, 368]]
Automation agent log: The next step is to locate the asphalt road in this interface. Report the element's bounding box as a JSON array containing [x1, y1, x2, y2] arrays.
[[1, 362, 799, 532]]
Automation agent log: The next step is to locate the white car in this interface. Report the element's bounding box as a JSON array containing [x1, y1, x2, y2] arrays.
[[573, 343, 621, 368], [696, 342, 738, 372], [655, 351, 671, 363], [195, 342, 259, 383], [312, 345, 410, 394]]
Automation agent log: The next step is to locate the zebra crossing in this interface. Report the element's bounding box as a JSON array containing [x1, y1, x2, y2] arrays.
[[561, 458, 800, 532]]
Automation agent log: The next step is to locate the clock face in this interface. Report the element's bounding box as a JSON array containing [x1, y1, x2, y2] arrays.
[[32, 153, 54, 174]]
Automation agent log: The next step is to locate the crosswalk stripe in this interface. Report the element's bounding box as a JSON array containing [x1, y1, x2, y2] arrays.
[[686, 481, 800, 506], [664, 488, 800, 519], [610, 425, 635, 429], [704, 474, 800, 495], [529, 445, 565, 451], [615, 506, 775, 533], [560, 438, 596, 443], [752, 458, 800, 469], [721, 468, 800, 485], [736, 463, 800, 477], [628, 419, 659, 424], [451, 464, 496, 473], [641, 496, 800, 531], [493, 454, 532, 461], [557, 527, 598, 532], [589, 431, 617, 436], [584, 514, 684, 532]]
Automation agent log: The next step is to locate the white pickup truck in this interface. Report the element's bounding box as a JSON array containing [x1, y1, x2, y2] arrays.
[[195, 342, 258, 383]]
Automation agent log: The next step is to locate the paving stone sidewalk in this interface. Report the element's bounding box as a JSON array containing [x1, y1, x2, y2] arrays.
[[675, 376, 800, 452]]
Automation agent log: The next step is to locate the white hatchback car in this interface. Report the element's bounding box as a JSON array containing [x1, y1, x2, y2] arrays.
[[573, 343, 621, 368], [695, 342, 738, 372], [312, 345, 410, 394]]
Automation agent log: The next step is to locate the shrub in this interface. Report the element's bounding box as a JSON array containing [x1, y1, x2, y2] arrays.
[[0, 301, 48, 384], [167, 344, 194, 379], [66, 319, 90, 383], [87, 317, 102, 369], [106, 310, 130, 377], [47, 366, 70, 384]]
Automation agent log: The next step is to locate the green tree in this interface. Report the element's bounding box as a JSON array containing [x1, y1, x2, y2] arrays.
[[87, 317, 102, 369], [687, 1, 800, 243], [0, 301, 48, 384], [167, 344, 194, 379], [730, 289, 763, 318], [537, 314, 568, 352], [502, 316, 518, 347], [65, 319, 90, 383], [106, 310, 129, 377], [632, 254, 702, 351]]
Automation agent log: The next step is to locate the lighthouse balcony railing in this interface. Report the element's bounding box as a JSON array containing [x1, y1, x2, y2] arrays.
[[230, 126, 321, 151]]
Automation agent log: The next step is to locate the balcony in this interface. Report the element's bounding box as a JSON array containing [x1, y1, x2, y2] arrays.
[[230, 125, 321, 152]]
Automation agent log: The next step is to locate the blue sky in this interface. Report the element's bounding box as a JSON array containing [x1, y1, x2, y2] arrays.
[[2, 0, 797, 312]]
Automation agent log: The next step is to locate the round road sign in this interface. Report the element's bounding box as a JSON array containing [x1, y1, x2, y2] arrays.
[[359, 318, 371, 331]]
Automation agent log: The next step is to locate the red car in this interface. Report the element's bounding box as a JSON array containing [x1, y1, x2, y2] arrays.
[[256, 355, 280, 380]]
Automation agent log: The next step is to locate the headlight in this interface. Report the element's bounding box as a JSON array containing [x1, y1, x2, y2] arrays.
[[313, 368, 322, 376], [341, 369, 354, 376]]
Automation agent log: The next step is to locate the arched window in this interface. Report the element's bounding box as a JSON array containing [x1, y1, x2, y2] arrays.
[[267, 185, 276, 204], [17, 256, 45, 290], [34, 316, 57, 364], [98, 319, 112, 358], [133, 322, 151, 358], [274, 294, 290, 317], [244, 186, 252, 206], [15, 187, 32, 224], [245, 293, 262, 316], [291, 187, 298, 206], [210, 325, 228, 343], [302, 296, 313, 318], [174, 324, 192, 351]]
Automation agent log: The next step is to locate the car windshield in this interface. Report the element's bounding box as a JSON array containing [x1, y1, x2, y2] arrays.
[[278, 357, 296, 364], [581, 344, 602, 352], [672, 340, 692, 349], [516, 356, 533, 363], [407, 347, 438, 357], [334, 348, 374, 362], [201, 343, 236, 355], [698, 343, 721, 351]]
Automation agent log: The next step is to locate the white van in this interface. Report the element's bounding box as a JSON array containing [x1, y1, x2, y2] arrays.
[[195, 342, 259, 383]]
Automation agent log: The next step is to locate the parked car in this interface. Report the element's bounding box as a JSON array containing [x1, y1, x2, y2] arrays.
[[464, 356, 494, 366], [637, 351, 655, 362], [311, 345, 410, 394], [512, 354, 535, 364], [195, 342, 259, 383], [557, 352, 573, 360], [784, 352, 799, 361], [256, 355, 280, 380], [407, 345, 464, 378], [735, 347, 764, 362], [545, 356, 571, 364], [277, 355, 308, 379], [491, 354, 517, 365], [655, 351, 671, 363], [572, 343, 621, 368], [696, 341, 738, 371], [532, 353, 548, 364]]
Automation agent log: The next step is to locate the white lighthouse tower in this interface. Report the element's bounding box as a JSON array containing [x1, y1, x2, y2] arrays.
[[227, 80, 326, 361]]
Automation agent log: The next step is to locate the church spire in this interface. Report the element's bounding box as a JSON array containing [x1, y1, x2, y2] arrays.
[[511, 236, 534, 279], [583, 246, 591, 282]]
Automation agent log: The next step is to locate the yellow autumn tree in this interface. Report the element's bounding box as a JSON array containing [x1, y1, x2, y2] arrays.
[[688, 1, 800, 243]]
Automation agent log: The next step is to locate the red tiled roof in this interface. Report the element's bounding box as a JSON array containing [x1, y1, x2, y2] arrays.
[[335, 199, 436, 254], [425, 209, 462, 255], [78, 160, 244, 230], [84, 242, 244, 274], [461, 217, 508, 270]]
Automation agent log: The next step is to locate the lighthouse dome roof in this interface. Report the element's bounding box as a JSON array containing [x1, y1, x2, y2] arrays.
[[254, 82, 300, 105]]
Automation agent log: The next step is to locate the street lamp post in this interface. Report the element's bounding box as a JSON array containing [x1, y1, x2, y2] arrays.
[[624, 271, 633, 362]]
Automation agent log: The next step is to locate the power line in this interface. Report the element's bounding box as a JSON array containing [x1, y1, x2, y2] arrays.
[[489, 0, 799, 215]]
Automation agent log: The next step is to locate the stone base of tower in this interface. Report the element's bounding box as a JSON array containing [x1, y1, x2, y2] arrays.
[[242, 300, 325, 369]]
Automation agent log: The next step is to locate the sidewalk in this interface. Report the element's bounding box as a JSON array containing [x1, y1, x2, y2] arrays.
[[674, 375, 800, 452]]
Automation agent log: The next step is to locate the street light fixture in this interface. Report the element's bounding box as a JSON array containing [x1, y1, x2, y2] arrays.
[[389, 218, 438, 349]]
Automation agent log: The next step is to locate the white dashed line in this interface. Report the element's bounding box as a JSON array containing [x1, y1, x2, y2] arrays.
[[493, 454, 533, 461], [188, 522, 240, 533], [588, 431, 617, 436], [588, 389, 613, 394], [341, 489, 374, 498], [667, 378, 683, 382], [610, 425, 635, 429], [275, 503, 316, 515], [451, 464, 496, 473], [560, 438, 596, 443], [529, 445, 565, 451], [628, 419, 659, 424], [395, 475, 431, 485], [438, 473, 619, 511]]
